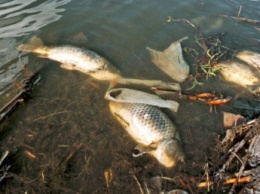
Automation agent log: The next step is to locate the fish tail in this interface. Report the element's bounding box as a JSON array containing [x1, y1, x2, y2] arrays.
[[16, 36, 45, 52]]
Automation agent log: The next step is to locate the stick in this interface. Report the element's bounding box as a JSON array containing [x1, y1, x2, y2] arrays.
[[237, 6, 242, 17], [0, 165, 10, 183], [58, 143, 83, 167], [0, 151, 9, 166], [0, 90, 25, 114], [0, 68, 42, 124], [133, 175, 144, 194], [221, 14, 260, 24], [198, 176, 251, 188], [230, 16, 260, 24], [116, 78, 180, 89]]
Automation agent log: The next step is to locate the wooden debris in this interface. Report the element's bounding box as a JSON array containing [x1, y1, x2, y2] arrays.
[[25, 150, 36, 159], [198, 175, 251, 188], [104, 168, 113, 188], [221, 6, 259, 24], [0, 68, 42, 124], [0, 151, 9, 166]]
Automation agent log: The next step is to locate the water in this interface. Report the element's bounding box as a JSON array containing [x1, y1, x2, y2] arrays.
[[0, 0, 259, 193]]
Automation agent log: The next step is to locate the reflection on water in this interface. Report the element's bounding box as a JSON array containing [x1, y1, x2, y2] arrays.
[[0, 0, 71, 96], [0, 38, 28, 95], [0, 0, 71, 38]]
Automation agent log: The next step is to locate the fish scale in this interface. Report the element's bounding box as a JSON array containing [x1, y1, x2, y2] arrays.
[[111, 102, 178, 145], [48, 46, 107, 71]]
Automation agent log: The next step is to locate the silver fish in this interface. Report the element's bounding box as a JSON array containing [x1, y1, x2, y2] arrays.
[[236, 50, 260, 71], [16, 37, 121, 81], [216, 60, 260, 94], [109, 101, 184, 168]]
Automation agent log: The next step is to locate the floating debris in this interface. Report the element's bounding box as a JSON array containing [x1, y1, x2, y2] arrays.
[[0, 68, 42, 124], [152, 87, 232, 111], [222, 112, 246, 129], [105, 88, 179, 112], [146, 37, 190, 82]]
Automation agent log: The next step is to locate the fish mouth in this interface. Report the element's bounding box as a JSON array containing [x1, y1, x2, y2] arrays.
[[151, 139, 184, 168]]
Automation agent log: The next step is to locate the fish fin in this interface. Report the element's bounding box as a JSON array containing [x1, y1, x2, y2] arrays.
[[60, 63, 78, 70], [16, 36, 45, 52], [29, 36, 44, 47], [133, 143, 156, 157]]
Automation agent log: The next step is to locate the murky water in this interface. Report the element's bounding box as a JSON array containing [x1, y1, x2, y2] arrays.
[[0, 0, 259, 193]]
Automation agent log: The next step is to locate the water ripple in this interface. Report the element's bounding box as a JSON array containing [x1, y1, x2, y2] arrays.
[[0, 0, 71, 38]]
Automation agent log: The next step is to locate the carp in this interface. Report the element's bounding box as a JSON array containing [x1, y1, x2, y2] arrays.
[[216, 50, 260, 95], [16, 37, 121, 81], [109, 101, 184, 168], [236, 50, 260, 71], [216, 61, 260, 95]]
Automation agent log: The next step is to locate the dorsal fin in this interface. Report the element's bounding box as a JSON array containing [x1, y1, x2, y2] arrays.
[[29, 36, 44, 47]]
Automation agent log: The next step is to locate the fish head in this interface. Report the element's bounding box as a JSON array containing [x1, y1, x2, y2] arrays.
[[150, 139, 184, 168], [89, 63, 122, 81]]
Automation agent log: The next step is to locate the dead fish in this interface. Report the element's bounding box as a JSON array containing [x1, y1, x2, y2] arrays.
[[216, 60, 260, 95], [109, 101, 184, 168], [236, 50, 260, 71], [16, 36, 121, 81]]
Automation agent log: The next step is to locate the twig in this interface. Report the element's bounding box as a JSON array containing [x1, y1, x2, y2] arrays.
[[169, 18, 208, 51], [230, 16, 260, 24], [0, 165, 11, 183], [221, 14, 260, 24], [0, 68, 42, 124], [133, 175, 144, 194], [0, 151, 9, 166], [58, 143, 83, 167], [160, 175, 181, 182], [33, 110, 71, 121], [25, 150, 36, 159], [198, 176, 251, 188], [237, 6, 242, 17]]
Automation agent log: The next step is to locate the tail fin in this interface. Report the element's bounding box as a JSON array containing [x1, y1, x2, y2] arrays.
[[16, 36, 45, 52]]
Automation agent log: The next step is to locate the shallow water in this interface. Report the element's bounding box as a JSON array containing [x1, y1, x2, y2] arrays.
[[0, 0, 259, 193]]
